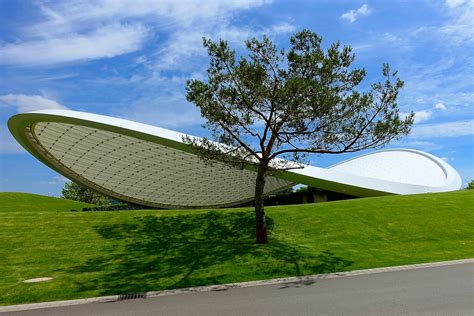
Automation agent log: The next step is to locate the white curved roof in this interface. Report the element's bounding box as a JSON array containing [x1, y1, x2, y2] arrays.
[[8, 109, 462, 208]]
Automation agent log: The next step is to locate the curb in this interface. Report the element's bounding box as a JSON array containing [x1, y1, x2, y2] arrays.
[[1, 258, 473, 313]]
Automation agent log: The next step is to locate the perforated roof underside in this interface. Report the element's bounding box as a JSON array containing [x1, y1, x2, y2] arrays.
[[30, 122, 292, 208]]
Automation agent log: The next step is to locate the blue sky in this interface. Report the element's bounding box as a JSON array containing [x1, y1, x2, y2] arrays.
[[0, 0, 473, 196]]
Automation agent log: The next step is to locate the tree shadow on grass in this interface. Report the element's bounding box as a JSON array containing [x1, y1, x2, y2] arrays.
[[67, 211, 353, 295]]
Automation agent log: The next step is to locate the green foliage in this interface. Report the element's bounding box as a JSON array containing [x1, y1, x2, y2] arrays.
[[185, 29, 414, 167], [1, 190, 473, 305], [185, 30, 415, 243], [61, 181, 111, 205], [466, 180, 474, 190]]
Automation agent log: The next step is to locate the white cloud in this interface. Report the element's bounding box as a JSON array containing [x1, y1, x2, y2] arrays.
[[434, 102, 447, 110], [154, 21, 296, 72], [218, 21, 295, 44], [340, 4, 372, 23], [7, 0, 285, 130], [351, 0, 473, 55], [440, 0, 474, 44], [0, 94, 68, 112], [116, 93, 203, 129], [382, 32, 402, 43], [401, 110, 432, 124], [392, 140, 442, 151], [30, 0, 272, 35], [445, 0, 467, 8], [403, 1, 474, 46], [413, 110, 433, 123], [47, 175, 69, 185], [0, 24, 148, 66], [130, 19, 295, 128], [410, 120, 474, 138], [351, 31, 411, 55], [397, 57, 473, 119], [1, 0, 272, 66]]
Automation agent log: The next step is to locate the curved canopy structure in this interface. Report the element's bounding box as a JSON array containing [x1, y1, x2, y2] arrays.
[[8, 109, 462, 208]]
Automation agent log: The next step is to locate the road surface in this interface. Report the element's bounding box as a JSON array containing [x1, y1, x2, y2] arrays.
[[4, 262, 473, 315]]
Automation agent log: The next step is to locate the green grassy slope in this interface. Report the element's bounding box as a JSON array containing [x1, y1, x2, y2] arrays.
[[0, 192, 92, 212], [0, 190, 473, 305]]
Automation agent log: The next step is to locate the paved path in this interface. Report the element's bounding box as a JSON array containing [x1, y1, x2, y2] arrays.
[[3, 262, 473, 315]]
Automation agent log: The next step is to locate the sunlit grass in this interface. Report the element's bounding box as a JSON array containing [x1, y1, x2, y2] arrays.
[[0, 190, 473, 305]]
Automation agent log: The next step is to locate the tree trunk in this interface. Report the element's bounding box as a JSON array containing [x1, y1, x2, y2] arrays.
[[255, 162, 268, 244]]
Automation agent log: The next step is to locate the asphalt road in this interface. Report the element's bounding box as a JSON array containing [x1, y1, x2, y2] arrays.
[[4, 262, 473, 316]]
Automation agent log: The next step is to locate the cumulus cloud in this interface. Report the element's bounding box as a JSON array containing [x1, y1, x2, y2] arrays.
[[401, 110, 432, 124], [413, 110, 433, 123], [0, 94, 68, 112], [410, 120, 474, 138], [340, 4, 372, 23], [434, 102, 447, 110]]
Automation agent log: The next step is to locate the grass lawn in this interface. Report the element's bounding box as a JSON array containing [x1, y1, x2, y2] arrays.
[[1, 190, 473, 305]]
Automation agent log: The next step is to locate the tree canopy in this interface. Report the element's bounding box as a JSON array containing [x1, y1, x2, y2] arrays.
[[185, 30, 414, 243], [466, 180, 474, 190], [61, 181, 111, 205]]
